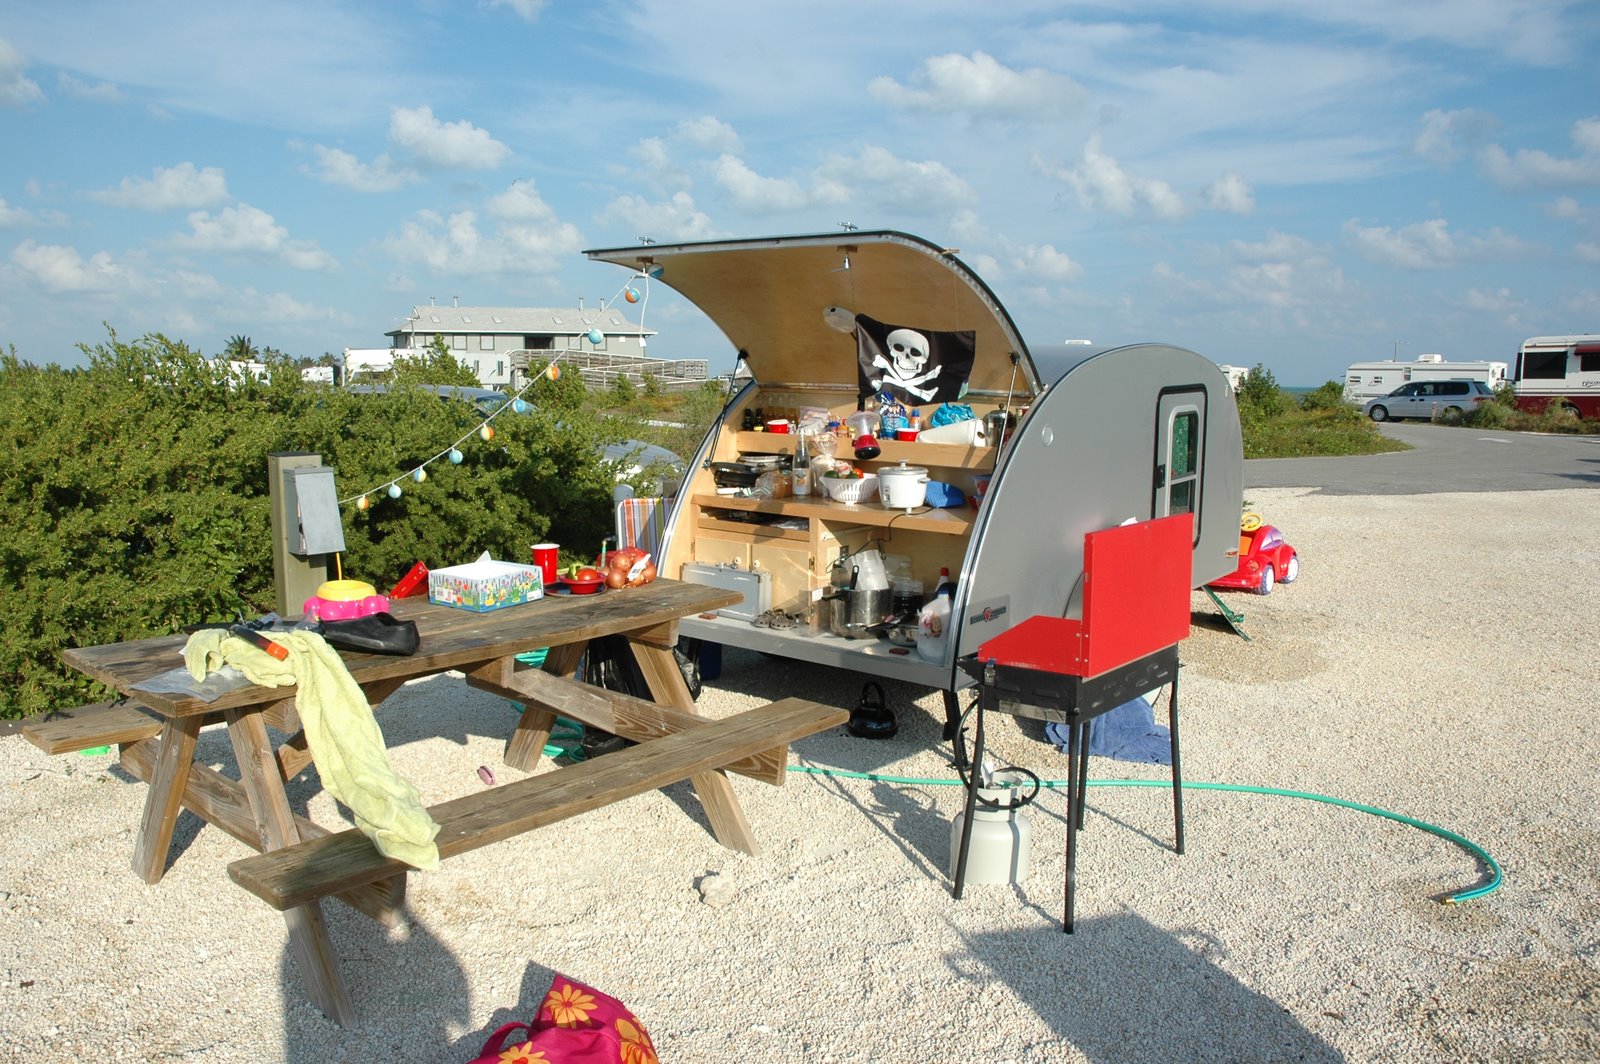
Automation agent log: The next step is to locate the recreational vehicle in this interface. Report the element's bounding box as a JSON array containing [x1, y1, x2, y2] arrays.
[[1510, 334, 1600, 418], [585, 231, 1243, 729], [1343, 354, 1508, 404]]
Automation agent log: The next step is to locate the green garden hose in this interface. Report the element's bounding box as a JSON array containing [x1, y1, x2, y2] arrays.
[[786, 764, 1502, 903]]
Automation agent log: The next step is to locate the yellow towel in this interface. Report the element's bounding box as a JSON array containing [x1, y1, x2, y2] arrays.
[[183, 628, 441, 870]]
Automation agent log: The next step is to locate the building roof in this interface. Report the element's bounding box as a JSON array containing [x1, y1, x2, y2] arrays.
[[386, 305, 655, 339]]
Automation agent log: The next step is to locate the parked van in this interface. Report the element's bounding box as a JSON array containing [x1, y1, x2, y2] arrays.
[[1362, 379, 1494, 421]]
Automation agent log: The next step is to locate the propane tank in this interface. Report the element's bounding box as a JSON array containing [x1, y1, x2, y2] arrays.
[[949, 783, 1032, 886]]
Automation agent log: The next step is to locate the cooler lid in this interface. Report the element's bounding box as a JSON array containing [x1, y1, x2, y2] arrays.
[[585, 230, 1040, 396]]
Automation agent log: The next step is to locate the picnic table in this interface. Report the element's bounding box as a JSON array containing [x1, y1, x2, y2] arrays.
[[32, 579, 845, 1025]]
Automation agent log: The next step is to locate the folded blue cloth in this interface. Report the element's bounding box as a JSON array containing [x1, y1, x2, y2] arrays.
[[1044, 695, 1171, 765], [928, 402, 975, 427]]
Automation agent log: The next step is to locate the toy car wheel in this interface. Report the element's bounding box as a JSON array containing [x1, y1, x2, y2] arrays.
[[1256, 563, 1275, 596], [1368, 405, 1388, 422], [1282, 554, 1299, 583]]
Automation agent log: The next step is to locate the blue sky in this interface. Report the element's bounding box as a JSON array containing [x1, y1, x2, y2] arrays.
[[1, 0, 1596, 385]]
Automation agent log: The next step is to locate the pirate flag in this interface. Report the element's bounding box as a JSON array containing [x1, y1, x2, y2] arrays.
[[854, 313, 975, 405]]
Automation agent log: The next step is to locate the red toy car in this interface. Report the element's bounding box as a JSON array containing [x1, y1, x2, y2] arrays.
[[1208, 516, 1299, 595]]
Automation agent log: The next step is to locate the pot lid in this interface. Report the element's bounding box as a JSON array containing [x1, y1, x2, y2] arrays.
[[585, 230, 1040, 397], [879, 461, 927, 476]]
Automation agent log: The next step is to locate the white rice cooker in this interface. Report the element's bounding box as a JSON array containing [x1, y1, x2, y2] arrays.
[[878, 461, 929, 510]]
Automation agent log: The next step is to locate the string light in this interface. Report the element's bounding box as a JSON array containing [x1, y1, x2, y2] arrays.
[[335, 267, 655, 512]]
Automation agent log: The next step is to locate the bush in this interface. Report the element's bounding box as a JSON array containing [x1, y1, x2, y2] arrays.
[[1236, 363, 1285, 418], [0, 330, 626, 719], [1298, 380, 1346, 412]]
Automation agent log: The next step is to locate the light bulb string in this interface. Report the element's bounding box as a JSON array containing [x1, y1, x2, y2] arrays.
[[335, 269, 655, 510]]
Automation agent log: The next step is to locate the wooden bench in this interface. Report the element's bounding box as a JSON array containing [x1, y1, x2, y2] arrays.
[[22, 700, 167, 754], [228, 696, 846, 911]]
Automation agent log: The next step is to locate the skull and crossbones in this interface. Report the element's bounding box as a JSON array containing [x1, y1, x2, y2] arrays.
[[869, 327, 940, 401]]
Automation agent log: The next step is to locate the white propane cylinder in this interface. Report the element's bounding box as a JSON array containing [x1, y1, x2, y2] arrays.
[[949, 786, 1032, 885]]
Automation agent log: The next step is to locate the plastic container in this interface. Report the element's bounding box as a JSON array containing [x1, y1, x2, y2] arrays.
[[915, 593, 951, 662], [819, 472, 878, 504]]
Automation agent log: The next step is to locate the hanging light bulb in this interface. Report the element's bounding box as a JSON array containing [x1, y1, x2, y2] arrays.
[[356, 495, 371, 511], [624, 287, 639, 303], [545, 363, 561, 380], [480, 423, 495, 441], [412, 467, 427, 483], [448, 447, 464, 464], [512, 398, 529, 414], [387, 483, 403, 499], [587, 328, 604, 345]]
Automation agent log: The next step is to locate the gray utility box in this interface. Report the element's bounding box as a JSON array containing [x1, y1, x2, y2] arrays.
[[680, 562, 772, 622]]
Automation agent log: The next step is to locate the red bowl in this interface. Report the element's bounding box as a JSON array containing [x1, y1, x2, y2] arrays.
[[563, 577, 605, 595]]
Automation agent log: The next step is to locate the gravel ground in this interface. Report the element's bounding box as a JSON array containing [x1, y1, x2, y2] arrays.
[[2, 486, 1597, 1063]]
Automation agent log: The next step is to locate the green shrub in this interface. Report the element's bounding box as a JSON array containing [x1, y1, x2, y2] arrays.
[[1236, 363, 1285, 418], [0, 330, 626, 719], [1297, 380, 1346, 412]]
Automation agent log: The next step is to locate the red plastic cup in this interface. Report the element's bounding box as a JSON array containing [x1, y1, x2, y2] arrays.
[[530, 543, 560, 587], [895, 429, 918, 442]]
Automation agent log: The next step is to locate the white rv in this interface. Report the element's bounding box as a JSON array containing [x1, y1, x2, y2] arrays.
[[1343, 354, 1508, 404], [1511, 334, 1600, 418]]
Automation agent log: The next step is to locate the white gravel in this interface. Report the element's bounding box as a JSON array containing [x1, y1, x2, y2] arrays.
[[2, 486, 1597, 1063]]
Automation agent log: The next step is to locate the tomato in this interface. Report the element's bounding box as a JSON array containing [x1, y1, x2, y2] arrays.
[[574, 567, 603, 582]]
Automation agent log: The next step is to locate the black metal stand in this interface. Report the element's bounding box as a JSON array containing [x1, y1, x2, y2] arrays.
[[953, 645, 1185, 932]]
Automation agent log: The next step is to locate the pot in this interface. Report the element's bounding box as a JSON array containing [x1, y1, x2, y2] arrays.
[[878, 461, 929, 510], [829, 586, 892, 638]]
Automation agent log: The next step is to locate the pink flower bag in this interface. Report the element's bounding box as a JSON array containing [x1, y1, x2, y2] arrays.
[[470, 972, 658, 1064]]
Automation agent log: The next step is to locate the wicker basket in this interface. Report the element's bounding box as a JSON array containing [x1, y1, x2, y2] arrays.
[[820, 472, 879, 504]]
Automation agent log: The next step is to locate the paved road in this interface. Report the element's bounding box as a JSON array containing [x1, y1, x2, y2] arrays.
[[1244, 422, 1600, 494]]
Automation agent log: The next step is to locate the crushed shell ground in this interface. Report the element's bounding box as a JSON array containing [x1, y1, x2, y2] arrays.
[[2, 486, 1597, 1062]]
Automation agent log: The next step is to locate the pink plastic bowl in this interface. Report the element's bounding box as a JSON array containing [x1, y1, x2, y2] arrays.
[[303, 593, 390, 621]]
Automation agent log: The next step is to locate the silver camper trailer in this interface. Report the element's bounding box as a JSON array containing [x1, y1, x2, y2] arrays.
[[587, 231, 1243, 719]]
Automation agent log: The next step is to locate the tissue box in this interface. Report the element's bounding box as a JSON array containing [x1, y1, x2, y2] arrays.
[[427, 558, 544, 612]]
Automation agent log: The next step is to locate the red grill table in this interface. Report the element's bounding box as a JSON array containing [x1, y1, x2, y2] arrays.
[[951, 514, 1193, 931]]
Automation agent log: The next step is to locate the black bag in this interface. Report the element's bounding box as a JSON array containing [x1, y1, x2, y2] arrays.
[[318, 612, 420, 656]]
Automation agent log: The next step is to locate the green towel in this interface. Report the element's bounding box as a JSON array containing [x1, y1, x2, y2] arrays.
[[183, 628, 441, 870]]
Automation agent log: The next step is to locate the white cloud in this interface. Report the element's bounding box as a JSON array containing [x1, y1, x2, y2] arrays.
[[0, 195, 36, 227], [1039, 135, 1186, 220], [172, 204, 337, 271], [1342, 218, 1540, 268], [1479, 116, 1600, 189], [1547, 196, 1585, 220], [713, 155, 844, 214], [485, 0, 548, 22], [389, 105, 510, 171], [90, 163, 229, 211], [676, 115, 741, 154], [599, 191, 719, 242], [380, 203, 584, 275], [56, 71, 123, 103], [10, 240, 131, 292], [306, 145, 416, 192], [0, 37, 43, 108], [869, 51, 1085, 120], [1010, 243, 1081, 282], [1204, 173, 1255, 215], [816, 146, 973, 212], [1413, 108, 1498, 167], [1576, 243, 1600, 264], [628, 137, 693, 195]]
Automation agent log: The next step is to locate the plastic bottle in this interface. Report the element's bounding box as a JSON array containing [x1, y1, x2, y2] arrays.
[[909, 408, 922, 433], [932, 566, 955, 601]]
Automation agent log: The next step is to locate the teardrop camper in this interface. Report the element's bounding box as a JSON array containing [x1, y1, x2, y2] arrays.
[[586, 231, 1243, 721]]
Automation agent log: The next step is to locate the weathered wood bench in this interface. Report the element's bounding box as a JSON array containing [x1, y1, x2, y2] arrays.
[[21, 699, 167, 754], [228, 696, 846, 911]]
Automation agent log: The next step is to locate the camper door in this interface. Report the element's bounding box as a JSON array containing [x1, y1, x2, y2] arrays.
[[1153, 387, 1206, 532]]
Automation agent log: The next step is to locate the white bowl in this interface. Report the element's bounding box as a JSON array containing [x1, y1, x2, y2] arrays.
[[819, 472, 879, 504]]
